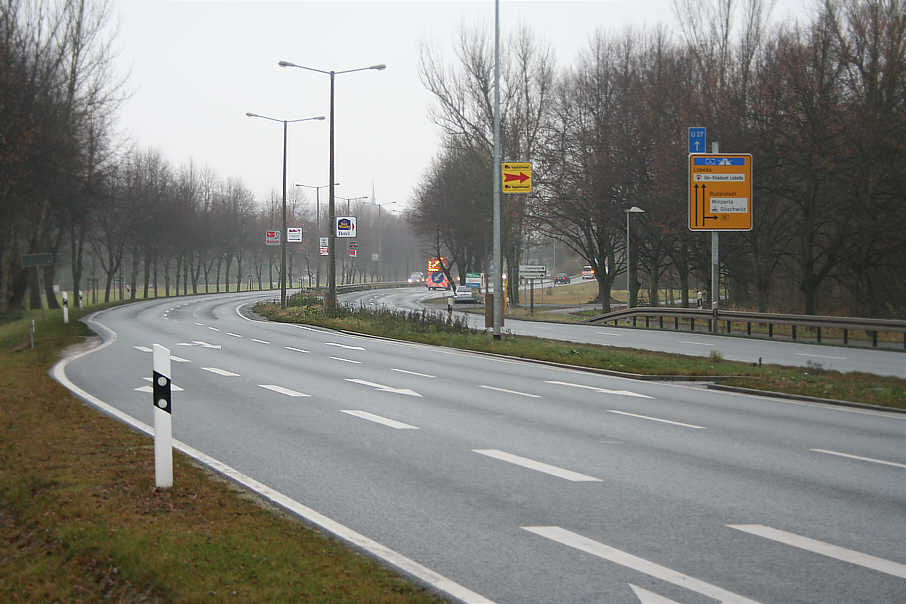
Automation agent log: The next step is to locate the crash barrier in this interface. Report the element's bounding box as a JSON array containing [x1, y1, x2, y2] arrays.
[[587, 307, 906, 350]]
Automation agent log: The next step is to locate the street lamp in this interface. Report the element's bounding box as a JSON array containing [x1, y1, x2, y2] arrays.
[[246, 112, 324, 308], [278, 59, 386, 312], [625, 206, 646, 309], [295, 182, 339, 287]]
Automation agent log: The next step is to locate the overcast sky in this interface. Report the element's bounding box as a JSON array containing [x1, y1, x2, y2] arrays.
[[111, 0, 810, 216]]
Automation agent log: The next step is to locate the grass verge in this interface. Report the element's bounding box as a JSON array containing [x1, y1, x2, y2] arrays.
[[259, 298, 906, 410], [0, 308, 445, 603]]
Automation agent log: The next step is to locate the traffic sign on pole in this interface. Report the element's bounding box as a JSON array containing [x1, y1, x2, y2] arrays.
[[688, 153, 753, 231], [501, 162, 532, 193], [688, 127, 706, 153]]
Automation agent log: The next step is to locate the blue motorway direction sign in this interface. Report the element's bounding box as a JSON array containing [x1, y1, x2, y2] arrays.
[[688, 127, 707, 154]]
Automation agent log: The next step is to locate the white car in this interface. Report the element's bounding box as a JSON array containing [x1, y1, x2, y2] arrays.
[[454, 285, 479, 304]]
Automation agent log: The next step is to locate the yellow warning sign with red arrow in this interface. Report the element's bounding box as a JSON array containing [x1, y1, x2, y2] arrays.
[[501, 162, 532, 194]]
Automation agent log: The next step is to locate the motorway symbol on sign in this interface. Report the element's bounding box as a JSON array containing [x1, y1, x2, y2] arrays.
[[688, 153, 753, 231], [502, 162, 532, 193], [688, 127, 706, 154], [266, 230, 280, 246]]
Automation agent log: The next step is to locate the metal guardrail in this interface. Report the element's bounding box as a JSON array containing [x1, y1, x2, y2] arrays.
[[587, 306, 906, 350]]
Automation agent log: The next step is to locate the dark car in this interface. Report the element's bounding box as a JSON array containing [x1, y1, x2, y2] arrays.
[[554, 273, 570, 285]]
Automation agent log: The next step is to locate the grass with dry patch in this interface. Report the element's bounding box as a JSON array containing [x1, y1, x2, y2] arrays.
[[0, 309, 445, 603]]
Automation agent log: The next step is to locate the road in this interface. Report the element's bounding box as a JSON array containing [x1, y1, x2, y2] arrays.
[[343, 286, 906, 378], [56, 292, 906, 603]]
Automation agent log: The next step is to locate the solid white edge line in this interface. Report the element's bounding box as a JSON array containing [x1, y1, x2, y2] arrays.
[[728, 524, 906, 579], [522, 526, 758, 603], [51, 313, 494, 604], [340, 410, 419, 430], [607, 410, 706, 430], [810, 448, 906, 469], [473, 449, 601, 482], [479, 385, 541, 398], [258, 384, 310, 397]]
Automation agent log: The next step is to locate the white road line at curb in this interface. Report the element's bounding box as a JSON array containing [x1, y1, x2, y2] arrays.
[[523, 526, 758, 603], [809, 448, 906, 469], [729, 524, 906, 579], [479, 385, 541, 398], [51, 334, 493, 604], [340, 410, 419, 430], [607, 410, 705, 430], [473, 449, 600, 482]]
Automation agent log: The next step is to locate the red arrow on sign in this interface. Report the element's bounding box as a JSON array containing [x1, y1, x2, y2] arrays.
[[504, 172, 529, 183]]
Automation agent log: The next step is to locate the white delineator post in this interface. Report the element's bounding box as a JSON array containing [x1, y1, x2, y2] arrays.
[[62, 291, 69, 324], [152, 344, 173, 488]]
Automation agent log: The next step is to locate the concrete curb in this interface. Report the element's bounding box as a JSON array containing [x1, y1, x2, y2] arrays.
[[706, 383, 906, 414]]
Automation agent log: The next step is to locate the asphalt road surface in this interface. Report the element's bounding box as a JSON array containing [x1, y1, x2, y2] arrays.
[[343, 286, 906, 378], [57, 292, 906, 603]]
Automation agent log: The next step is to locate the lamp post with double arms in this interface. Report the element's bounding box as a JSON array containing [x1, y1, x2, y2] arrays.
[[246, 112, 324, 308], [278, 60, 386, 312]]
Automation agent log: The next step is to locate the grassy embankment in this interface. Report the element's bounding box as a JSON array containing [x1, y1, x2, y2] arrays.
[[0, 307, 444, 603], [259, 296, 906, 410]]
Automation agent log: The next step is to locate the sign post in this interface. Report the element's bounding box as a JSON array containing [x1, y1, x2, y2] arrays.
[[152, 344, 173, 489]]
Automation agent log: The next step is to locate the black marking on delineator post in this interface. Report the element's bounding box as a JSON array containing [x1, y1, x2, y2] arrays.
[[152, 344, 173, 488]]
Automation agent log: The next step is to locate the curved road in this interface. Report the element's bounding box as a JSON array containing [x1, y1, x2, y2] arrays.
[[55, 292, 906, 603], [344, 286, 906, 378]]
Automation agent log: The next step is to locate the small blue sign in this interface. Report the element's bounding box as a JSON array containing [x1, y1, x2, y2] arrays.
[[693, 157, 746, 166], [688, 127, 706, 153]]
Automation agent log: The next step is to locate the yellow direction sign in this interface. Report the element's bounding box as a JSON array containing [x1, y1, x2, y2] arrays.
[[502, 162, 532, 194], [688, 153, 753, 231]]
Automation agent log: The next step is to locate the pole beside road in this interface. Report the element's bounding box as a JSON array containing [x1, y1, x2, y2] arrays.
[[152, 343, 173, 489]]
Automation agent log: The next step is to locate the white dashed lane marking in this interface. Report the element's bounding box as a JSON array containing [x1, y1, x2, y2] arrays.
[[201, 367, 240, 377], [330, 357, 361, 364], [473, 449, 601, 482], [340, 410, 419, 430], [810, 448, 906, 469], [545, 380, 653, 399], [391, 368, 435, 378], [480, 385, 541, 398], [325, 342, 365, 351], [284, 346, 309, 353], [607, 410, 705, 430], [258, 384, 310, 397]]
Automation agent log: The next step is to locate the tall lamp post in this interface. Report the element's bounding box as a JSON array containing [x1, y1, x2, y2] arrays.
[[295, 182, 339, 287], [278, 60, 386, 312], [625, 206, 645, 308], [246, 112, 324, 308]]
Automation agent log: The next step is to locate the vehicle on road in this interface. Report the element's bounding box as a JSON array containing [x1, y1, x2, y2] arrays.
[[581, 265, 595, 279], [554, 273, 570, 285], [408, 272, 424, 284], [454, 285, 479, 304]]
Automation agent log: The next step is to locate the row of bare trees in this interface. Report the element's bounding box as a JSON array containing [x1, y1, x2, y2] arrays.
[[414, 0, 906, 317]]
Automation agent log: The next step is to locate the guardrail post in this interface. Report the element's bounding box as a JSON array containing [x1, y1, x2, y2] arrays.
[[816, 327, 821, 343], [674, 317, 678, 330], [659, 316, 663, 329], [691, 318, 695, 331], [726, 319, 731, 334], [769, 323, 773, 338], [871, 330, 878, 347], [792, 325, 797, 340], [747, 321, 751, 336], [843, 328, 848, 344], [633, 317, 637, 328], [645, 316, 650, 328]]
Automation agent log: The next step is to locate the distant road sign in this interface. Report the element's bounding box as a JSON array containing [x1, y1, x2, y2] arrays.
[[688, 153, 753, 231], [21, 252, 53, 267], [319, 237, 328, 256], [266, 231, 280, 246], [688, 127, 707, 154], [336, 216, 356, 238], [519, 264, 546, 279], [287, 227, 302, 243], [502, 162, 532, 193]]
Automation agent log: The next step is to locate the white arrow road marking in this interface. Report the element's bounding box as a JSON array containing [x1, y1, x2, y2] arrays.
[[607, 410, 705, 430], [522, 526, 759, 603], [192, 341, 221, 349], [340, 410, 419, 430], [226, 332, 242, 338], [809, 448, 906, 469], [325, 342, 365, 350], [480, 385, 541, 398], [545, 380, 653, 399], [284, 346, 309, 354], [133, 345, 152, 352], [258, 384, 310, 397], [330, 356, 361, 364], [629, 584, 681, 604], [391, 368, 435, 378], [473, 450, 601, 482], [201, 367, 240, 377], [729, 524, 906, 579], [344, 378, 422, 397]]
